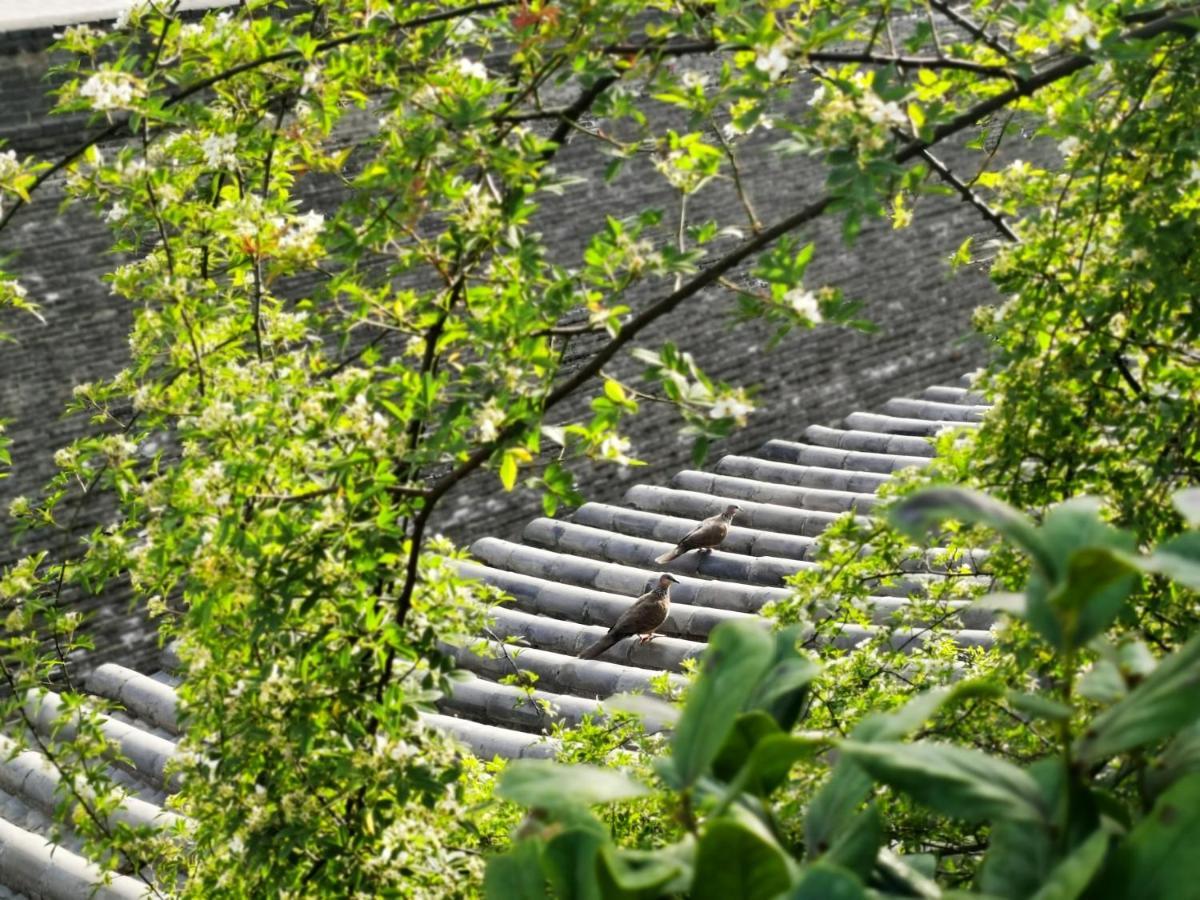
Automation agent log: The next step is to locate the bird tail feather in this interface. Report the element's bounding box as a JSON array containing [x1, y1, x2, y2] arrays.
[[655, 548, 679, 564], [579, 633, 618, 660]]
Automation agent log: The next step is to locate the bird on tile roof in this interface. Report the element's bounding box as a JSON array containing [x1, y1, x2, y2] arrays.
[[579, 573, 678, 660], [654, 504, 740, 564]]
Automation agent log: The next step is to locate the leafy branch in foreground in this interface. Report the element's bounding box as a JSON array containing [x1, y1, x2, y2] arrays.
[[494, 487, 1200, 898]]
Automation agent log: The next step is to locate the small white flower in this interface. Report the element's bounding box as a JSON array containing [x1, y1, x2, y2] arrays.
[[474, 398, 505, 443], [1062, 5, 1098, 47], [103, 201, 128, 224], [807, 85, 826, 107], [862, 92, 908, 128], [455, 57, 488, 81], [753, 43, 790, 81], [710, 395, 754, 421], [598, 434, 634, 466], [8, 496, 30, 518], [783, 287, 823, 323], [113, 0, 147, 30], [681, 70, 709, 90], [1058, 136, 1081, 158]]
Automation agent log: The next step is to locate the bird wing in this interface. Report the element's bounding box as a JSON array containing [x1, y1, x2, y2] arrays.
[[678, 515, 725, 551], [610, 591, 659, 637]]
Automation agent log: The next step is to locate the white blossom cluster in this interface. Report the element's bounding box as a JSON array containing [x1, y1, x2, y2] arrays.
[[474, 397, 505, 442], [276, 210, 326, 255], [200, 132, 237, 169], [79, 70, 146, 111], [783, 286, 823, 323], [0, 149, 20, 181]]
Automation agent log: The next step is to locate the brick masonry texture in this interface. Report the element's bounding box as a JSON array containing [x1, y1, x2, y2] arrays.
[[0, 26, 1040, 673]]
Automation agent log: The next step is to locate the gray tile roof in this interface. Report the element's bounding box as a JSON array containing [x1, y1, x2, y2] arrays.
[[0, 376, 993, 897]]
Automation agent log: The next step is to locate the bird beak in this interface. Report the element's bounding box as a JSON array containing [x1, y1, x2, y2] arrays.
[[665, 574, 679, 583]]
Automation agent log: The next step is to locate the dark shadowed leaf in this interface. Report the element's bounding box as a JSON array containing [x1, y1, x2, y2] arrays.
[[1028, 828, 1107, 900], [840, 741, 1048, 824], [1094, 773, 1200, 900], [667, 621, 775, 788], [713, 711, 783, 785], [692, 818, 793, 900], [1145, 720, 1200, 802], [497, 761, 648, 811], [735, 732, 829, 798], [889, 488, 1054, 578]]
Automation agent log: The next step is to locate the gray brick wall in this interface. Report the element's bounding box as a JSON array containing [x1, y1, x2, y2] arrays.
[[0, 27, 1032, 671]]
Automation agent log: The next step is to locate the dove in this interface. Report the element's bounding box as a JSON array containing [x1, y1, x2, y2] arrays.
[[578, 574, 678, 660], [654, 504, 740, 564]]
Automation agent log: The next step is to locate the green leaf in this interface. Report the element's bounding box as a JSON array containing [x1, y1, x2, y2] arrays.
[[1028, 828, 1107, 900], [543, 828, 605, 900], [839, 741, 1048, 824], [1076, 631, 1200, 765], [822, 803, 882, 875], [1023, 501, 1138, 649], [485, 838, 549, 900], [499, 451, 518, 491], [497, 761, 648, 812], [1007, 691, 1072, 722], [691, 818, 793, 900], [599, 842, 688, 895], [713, 711, 783, 784], [603, 379, 627, 404], [665, 621, 775, 788], [734, 732, 828, 798], [782, 863, 867, 899], [1096, 773, 1200, 899], [890, 488, 1054, 580], [1125, 532, 1200, 590]]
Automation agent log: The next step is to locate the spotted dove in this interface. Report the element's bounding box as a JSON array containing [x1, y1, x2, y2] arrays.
[[578, 574, 678, 660], [655, 504, 740, 564]]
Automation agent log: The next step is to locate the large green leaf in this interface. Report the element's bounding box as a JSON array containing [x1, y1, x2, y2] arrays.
[[1028, 828, 1107, 900], [733, 732, 828, 798], [782, 863, 867, 899], [840, 741, 1048, 824], [543, 828, 605, 900], [1023, 500, 1137, 650], [822, 803, 881, 875], [1094, 773, 1200, 899], [745, 626, 820, 731], [713, 711, 783, 785], [666, 620, 775, 788], [1076, 631, 1200, 765], [485, 839, 549, 900], [497, 761, 648, 812], [890, 487, 1054, 578], [691, 818, 794, 900], [807, 682, 997, 858]]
